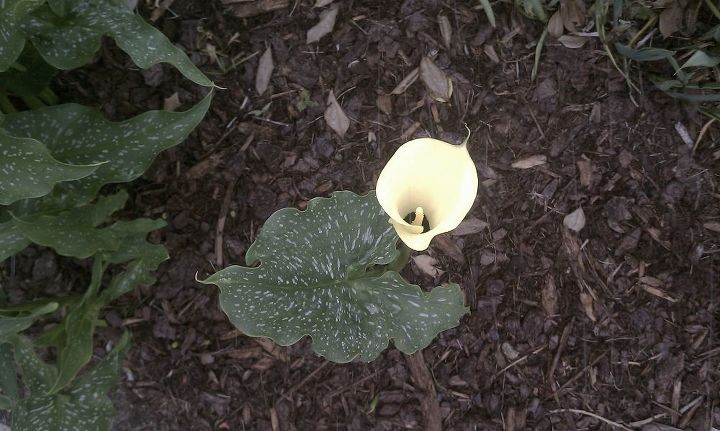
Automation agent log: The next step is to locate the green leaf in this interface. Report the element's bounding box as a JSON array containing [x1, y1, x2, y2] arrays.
[[0, 0, 44, 72], [614, 43, 675, 62], [0, 45, 56, 97], [515, 0, 547, 21], [201, 191, 468, 363], [0, 302, 58, 339], [3, 91, 212, 209], [0, 130, 99, 205], [11, 332, 130, 431], [10, 192, 129, 258], [0, 342, 18, 410], [22, 0, 212, 86], [11, 199, 165, 260], [0, 220, 31, 261], [99, 235, 168, 303], [478, 0, 496, 27], [680, 50, 720, 69]]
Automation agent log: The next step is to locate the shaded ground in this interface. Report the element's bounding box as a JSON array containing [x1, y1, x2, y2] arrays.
[[9, 0, 720, 429]]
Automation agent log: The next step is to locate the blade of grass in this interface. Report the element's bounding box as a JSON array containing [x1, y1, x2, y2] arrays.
[[478, 0, 496, 28], [532, 27, 548, 80]]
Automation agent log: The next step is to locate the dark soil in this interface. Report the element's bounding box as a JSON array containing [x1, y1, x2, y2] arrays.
[[8, 0, 720, 429]]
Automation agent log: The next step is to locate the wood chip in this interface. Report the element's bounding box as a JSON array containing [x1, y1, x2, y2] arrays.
[[563, 207, 586, 232], [324, 90, 349, 138], [703, 221, 720, 233], [642, 285, 678, 303], [226, 0, 289, 18], [542, 275, 559, 316], [433, 235, 465, 264], [438, 14, 452, 49], [511, 154, 547, 169], [163, 92, 181, 112], [390, 67, 419, 95], [307, 4, 339, 44], [255, 46, 274, 95]]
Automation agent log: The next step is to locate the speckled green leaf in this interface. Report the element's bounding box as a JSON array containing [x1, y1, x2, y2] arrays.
[[202, 191, 467, 363], [0, 302, 58, 339], [0, 130, 99, 205], [0, 0, 44, 72], [3, 92, 212, 209], [0, 45, 57, 97], [10, 191, 165, 258], [20, 0, 212, 86], [98, 236, 168, 303], [0, 342, 17, 410], [10, 332, 130, 431], [0, 220, 31, 261]]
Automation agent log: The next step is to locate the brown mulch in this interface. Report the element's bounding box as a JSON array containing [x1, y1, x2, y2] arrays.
[[7, 0, 720, 430]]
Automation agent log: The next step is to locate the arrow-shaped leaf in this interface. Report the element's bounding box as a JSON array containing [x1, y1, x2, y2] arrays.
[[20, 0, 212, 86], [3, 92, 211, 209], [202, 191, 467, 363], [0, 0, 44, 72], [10, 332, 130, 431], [0, 130, 98, 205]]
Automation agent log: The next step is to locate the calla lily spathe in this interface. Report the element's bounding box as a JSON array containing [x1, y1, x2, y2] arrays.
[[376, 137, 478, 251]]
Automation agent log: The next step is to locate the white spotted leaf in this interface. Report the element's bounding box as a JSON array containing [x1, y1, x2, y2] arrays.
[[0, 130, 99, 205], [19, 1, 212, 86], [201, 191, 467, 363], [0, 220, 31, 261], [0, 302, 58, 339], [10, 191, 166, 259], [10, 332, 130, 431], [3, 92, 212, 209], [0, 343, 17, 410], [0, 0, 44, 72]]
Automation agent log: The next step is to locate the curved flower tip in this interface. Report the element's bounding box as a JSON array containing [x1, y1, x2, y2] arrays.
[[376, 137, 478, 251]]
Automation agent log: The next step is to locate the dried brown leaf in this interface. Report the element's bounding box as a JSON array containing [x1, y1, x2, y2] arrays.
[[579, 292, 596, 322], [548, 11, 564, 38], [324, 90, 349, 138], [376, 94, 392, 115], [558, 35, 587, 49], [511, 154, 547, 169], [560, 0, 586, 32], [390, 67, 419, 95], [659, 3, 683, 38], [451, 218, 489, 235], [255, 46, 274, 95], [438, 14, 452, 49], [419, 56, 452, 102], [642, 284, 678, 303], [306, 4, 339, 44], [563, 207, 586, 232], [413, 254, 443, 277]]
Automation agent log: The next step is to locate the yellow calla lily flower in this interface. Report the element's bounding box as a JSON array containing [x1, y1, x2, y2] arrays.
[[376, 137, 478, 251]]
